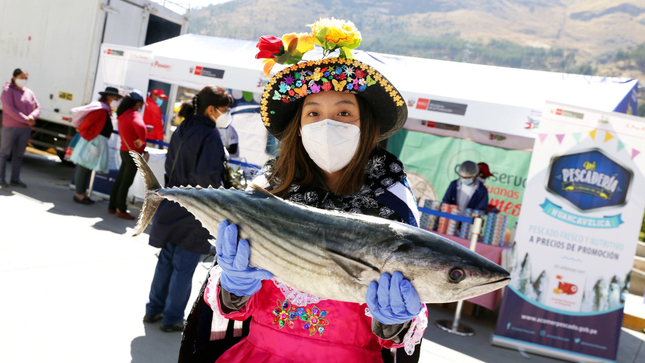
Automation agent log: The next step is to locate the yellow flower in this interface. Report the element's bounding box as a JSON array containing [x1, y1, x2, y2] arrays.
[[309, 18, 362, 56], [296, 33, 315, 53], [282, 33, 315, 54]]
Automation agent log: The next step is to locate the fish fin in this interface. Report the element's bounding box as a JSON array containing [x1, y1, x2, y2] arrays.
[[326, 250, 380, 284], [249, 183, 277, 198], [130, 151, 164, 237]]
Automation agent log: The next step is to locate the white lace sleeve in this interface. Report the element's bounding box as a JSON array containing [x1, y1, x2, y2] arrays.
[[206, 265, 232, 340], [403, 304, 428, 355]]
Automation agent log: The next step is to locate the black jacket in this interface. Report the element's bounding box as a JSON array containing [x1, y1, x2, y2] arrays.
[[148, 114, 226, 254]]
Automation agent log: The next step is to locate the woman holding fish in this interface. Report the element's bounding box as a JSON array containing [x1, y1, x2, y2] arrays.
[[201, 19, 427, 363]]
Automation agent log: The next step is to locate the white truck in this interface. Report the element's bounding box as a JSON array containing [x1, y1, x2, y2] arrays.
[[0, 0, 188, 160]]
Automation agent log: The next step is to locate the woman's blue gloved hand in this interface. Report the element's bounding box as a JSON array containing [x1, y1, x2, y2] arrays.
[[216, 220, 274, 296], [366, 271, 423, 325]]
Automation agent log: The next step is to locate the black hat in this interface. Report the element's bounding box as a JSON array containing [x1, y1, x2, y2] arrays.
[[98, 86, 122, 98], [257, 18, 407, 141]]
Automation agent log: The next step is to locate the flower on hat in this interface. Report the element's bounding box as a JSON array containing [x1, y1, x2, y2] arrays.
[[256, 33, 315, 77], [256, 36, 283, 59], [309, 18, 361, 59], [255, 18, 361, 77]]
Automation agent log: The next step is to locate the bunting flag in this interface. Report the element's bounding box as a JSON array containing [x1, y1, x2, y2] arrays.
[[589, 129, 597, 140], [538, 133, 548, 144], [633, 149, 641, 159], [572, 132, 582, 143], [604, 132, 614, 143], [617, 140, 626, 152], [556, 134, 565, 144]]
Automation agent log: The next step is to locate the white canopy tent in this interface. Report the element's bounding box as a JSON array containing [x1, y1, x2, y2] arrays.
[[142, 34, 638, 143]]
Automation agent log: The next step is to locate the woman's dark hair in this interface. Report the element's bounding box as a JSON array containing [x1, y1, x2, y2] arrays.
[[269, 94, 381, 196], [116, 95, 143, 117], [11, 68, 26, 85], [177, 101, 195, 119], [192, 86, 233, 115]]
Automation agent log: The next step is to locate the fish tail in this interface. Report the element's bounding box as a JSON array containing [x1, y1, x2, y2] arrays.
[[130, 151, 164, 236]]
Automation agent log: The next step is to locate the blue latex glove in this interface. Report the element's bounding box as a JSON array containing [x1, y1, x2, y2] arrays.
[[216, 220, 274, 296], [366, 271, 423, 325]]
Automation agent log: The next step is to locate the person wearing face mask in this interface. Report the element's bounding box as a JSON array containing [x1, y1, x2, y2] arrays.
[[108, 90, 147, 219], [70, 87, 122, 204], [442, 161, 490, 212], [0, 68, 40, 188], [143, 85, 232, 332], [143, 88, 168, 141], [179, 19, 426, 363]]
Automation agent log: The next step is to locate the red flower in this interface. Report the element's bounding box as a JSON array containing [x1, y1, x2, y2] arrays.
[[256, 36, 284, 59]]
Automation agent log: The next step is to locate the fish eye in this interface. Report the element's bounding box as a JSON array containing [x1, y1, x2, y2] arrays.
[[448, 268, 465, 283]]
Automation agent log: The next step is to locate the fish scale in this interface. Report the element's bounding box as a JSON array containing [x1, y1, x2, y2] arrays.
[[131, 152, 511, 304]]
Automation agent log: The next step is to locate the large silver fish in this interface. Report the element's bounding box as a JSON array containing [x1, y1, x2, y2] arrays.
[[131, 152, 510, 304]]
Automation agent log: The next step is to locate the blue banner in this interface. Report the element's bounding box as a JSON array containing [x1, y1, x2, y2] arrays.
[[540, 199, 623, 228]]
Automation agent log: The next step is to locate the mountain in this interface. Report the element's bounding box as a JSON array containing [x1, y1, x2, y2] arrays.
[[188, 0, 645, 113], [190, 0, 645, 58]]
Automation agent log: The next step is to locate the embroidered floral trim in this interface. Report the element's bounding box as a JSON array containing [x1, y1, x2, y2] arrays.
[[298, 305, 330, 336], [260, 58, 404, 127], [260, 149, 408, 222], [272, 278, 325, 307], [272, 299, 297, 329], [270, 297, 331, 336]]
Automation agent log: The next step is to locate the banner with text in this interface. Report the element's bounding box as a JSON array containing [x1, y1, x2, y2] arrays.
[[492, 102, 645, 362]]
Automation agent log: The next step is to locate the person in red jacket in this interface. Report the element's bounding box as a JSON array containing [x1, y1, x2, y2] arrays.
[[143, 88, 167, 141], [72, 87, 122, 204], [108, 90, 147, 219]]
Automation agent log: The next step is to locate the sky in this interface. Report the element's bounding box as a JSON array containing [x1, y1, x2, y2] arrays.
[[150, 0, 234, 13]]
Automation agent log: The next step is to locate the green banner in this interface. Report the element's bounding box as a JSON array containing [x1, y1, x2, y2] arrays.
[[387, 130, 533, 238]]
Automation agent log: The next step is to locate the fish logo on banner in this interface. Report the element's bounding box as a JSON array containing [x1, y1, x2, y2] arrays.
[[546, 149, 632, 211]]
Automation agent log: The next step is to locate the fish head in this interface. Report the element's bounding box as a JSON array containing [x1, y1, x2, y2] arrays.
[[381, 228, 510, 303]]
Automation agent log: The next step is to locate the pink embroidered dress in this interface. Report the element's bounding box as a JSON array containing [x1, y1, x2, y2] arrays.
[[204, 272, 427, 363]]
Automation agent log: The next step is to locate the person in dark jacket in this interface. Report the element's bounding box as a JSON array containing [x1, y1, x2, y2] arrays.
[[143, 85, 232, 333], [442, 160, 489, 212]]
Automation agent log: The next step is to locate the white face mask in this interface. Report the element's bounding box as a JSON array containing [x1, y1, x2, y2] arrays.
[[301, 119, 360, 174], [212, 108, 232, 129], [110, 99, 121, 110], [15, 79, 27, 88]]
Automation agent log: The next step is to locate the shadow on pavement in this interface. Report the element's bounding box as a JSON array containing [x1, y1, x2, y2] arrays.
[[0, 152, 144, 235], [131, 323, 182, 363]]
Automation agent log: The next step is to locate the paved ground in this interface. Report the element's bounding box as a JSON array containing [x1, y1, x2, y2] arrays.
[[1, 151, 643, 363]]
